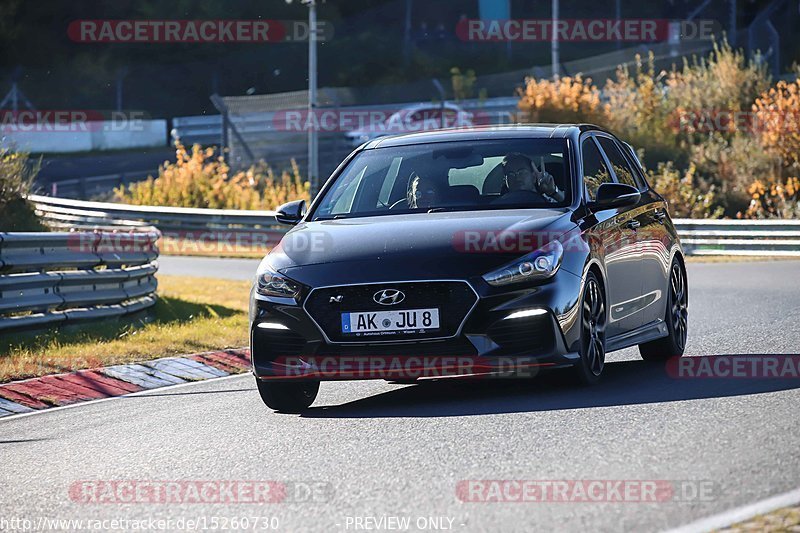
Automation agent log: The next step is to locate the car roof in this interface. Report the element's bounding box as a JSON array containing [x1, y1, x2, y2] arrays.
[[365, 123, 611, 148]]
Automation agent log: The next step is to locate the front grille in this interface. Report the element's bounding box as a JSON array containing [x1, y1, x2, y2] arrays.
[[487, 314, 554, 355], [304, 281, 477, 343]]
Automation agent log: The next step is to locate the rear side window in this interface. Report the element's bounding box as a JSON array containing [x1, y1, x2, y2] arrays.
[[597, 136, 643, 190], [581, 138, 613, 201]]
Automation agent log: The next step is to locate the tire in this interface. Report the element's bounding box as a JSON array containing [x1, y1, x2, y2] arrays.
[[639, 259, 688, 361], [571, 271, 607, 385], [255, 378, 319, 413]]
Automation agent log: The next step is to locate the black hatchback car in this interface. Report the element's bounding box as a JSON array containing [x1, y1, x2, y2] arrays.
[[250, 125, 688, 412]]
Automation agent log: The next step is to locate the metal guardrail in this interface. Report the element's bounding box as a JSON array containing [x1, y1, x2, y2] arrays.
[[0, 231, 160, 333], [27, 196, 800, 257], [172, 114, 224, 146], [29, 194, 282, 234], [673, 218, 800, 257]]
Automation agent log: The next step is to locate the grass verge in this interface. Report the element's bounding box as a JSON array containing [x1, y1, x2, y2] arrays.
[[0, 275, 251, 383], [717, 503, 800, 532]]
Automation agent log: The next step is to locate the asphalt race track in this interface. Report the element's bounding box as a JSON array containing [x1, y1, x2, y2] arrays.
[[2, 259, 799, 532]]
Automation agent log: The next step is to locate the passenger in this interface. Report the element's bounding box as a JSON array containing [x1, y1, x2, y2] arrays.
[[406, 172, 441, 209], [500, 152, 565, 203]]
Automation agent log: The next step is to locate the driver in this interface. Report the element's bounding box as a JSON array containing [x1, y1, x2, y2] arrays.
[[499, 152, 565, 203], [406, 172, 441, 209]]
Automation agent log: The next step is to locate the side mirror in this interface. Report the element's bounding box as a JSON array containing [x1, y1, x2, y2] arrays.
[[275, 200, 306, 225], [588, 183, 640, 211]]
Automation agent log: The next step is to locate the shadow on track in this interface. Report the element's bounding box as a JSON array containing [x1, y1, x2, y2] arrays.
[[301, 357, 800, 418]]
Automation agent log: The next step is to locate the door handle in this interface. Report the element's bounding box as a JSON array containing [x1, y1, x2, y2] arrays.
[[625, 219, 641, 230], [652, 209, 667, 223]]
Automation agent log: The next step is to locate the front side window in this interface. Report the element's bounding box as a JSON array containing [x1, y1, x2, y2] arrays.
[[581, 138, 613, 201], [597, 136, 642, 190], [311, 139, 571, 220]]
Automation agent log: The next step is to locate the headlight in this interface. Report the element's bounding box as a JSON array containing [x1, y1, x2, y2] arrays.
[[256, 267, 300, 298], [482, 240, 563, 287]]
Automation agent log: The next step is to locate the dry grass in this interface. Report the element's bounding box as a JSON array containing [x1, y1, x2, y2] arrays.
[[716, 503, 800, 532], [0, 275, 251, 383]]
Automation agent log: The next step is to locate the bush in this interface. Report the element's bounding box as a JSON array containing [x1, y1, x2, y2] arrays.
[[752, 78, 800, 171], [604, 53, 681, 167], [647, 161, 724, 219], [516, 38, 790, 219], [0, 148, 47, 232], [603, 40, 770, 171], [517, 74, 604, 124], [115, 143, 310, 210], [688, 132, 781, 215], [665, 40, 770, 140], [743, 177, 800, 219]]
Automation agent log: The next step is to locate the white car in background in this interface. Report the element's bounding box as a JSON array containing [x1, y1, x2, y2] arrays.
[[345, 102, 473, 147]]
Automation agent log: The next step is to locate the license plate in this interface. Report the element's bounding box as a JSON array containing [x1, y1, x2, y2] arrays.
[[341, 308, 440, 335]]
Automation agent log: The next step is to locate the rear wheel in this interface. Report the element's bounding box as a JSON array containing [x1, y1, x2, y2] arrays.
[[639, 259, 688, 361], [572, 271, 606, 385], [255, 378, 319, 413]]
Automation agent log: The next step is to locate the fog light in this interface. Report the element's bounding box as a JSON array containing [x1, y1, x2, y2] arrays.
[[504, 308, 548, 320], [257, 322, 290, 330]]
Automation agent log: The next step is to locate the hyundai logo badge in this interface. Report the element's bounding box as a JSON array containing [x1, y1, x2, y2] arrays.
[[373, 289, 405, 306]]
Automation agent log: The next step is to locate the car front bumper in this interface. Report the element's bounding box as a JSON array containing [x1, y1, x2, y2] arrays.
[[250, 270, 584, 381]]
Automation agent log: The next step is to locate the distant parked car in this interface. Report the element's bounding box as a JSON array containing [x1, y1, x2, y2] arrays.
[[345, 102, 473, 147]]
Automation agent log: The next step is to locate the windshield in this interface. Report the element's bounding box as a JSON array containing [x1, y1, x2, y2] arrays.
[[311, 139, 571, 220]]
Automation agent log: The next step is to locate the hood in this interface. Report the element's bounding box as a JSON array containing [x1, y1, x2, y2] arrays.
[[265, 209, 577, 287]]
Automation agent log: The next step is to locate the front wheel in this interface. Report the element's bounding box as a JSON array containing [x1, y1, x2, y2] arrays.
[[639, 259, 688, 361], [572, 271, 607, 385], [255, 378, 319, 413]]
